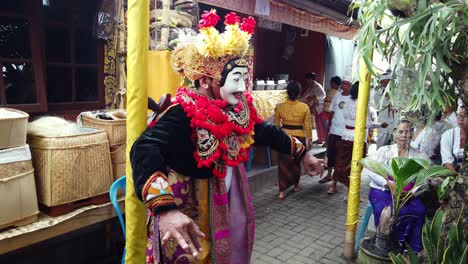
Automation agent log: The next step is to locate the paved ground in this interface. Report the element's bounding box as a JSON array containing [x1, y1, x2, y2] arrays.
[[250, 161, 373, 264]]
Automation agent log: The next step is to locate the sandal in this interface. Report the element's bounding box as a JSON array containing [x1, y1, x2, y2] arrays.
[[278, 192, 286, 200], [293, 185, 302, 192], [327, 187, 338, 194], [319, 176, 332, 184]]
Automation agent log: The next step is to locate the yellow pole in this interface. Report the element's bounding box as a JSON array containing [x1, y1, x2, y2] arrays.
[[343, 56, 372, 259], [125, 0, 149, 263]]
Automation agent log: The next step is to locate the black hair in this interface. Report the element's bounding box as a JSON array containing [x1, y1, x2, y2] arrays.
[[194, 79, 200, 88], [350, 81, 359, 100], [305, 72, 316, 80], [330, 76, 342, 86], [435, 111, 443, 122], [286, 81, 301, 100]]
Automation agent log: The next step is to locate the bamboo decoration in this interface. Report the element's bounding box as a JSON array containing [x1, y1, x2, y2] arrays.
[[343, 56, 372, 259], [125, 0, 149, 263]]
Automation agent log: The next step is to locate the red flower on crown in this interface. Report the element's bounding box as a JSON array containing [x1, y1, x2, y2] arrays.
[[198, 9, 220, 29], [224, 12, 241, 25], [240, 16, 256, 34]]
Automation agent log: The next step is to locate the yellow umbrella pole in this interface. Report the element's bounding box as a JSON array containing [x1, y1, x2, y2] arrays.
[[343, 56, 372, 259], [125, 0, 149, 263]]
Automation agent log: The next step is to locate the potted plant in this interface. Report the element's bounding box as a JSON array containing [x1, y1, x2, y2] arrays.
[[357, 157, 457, 263], [389, 209, 467, 264], [351, 0, 468, 248]]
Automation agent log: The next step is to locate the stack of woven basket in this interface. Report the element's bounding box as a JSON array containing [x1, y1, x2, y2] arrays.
[[27, 116, 114, 216], [79, 110, 127, 182], [0, 108, 39, 229]]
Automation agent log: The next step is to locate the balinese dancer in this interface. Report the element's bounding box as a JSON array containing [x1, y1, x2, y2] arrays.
[[130, 10, 325, 264]]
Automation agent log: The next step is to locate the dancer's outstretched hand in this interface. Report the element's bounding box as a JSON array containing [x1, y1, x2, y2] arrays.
[[159, 209, 205, 258], [303, 152, 325, 176]]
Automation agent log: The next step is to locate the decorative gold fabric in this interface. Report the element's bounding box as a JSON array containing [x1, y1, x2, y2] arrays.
[[274, 100, 312, 139], [251, 90, 287, 120], [171, 43, 234, 81]]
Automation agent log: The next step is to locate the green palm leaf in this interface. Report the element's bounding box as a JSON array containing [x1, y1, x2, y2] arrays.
[[412, 166, 458, 187], [360, 158, 393, 178]]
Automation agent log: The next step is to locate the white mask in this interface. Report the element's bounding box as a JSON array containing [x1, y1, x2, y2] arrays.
[[220, 67, 248, 105]]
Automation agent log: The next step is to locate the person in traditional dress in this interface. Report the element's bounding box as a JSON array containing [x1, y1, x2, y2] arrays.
[[328, 81, 387, 194], [130, 11, 324, 264], [319, 76, 341, 142], [319, 80, 352, 184], [411, 111, 453, 165], [363, 120, 428, 252], [274, 81, 312, 199], [302, 72, 326, 140], [375, 71, 396, 149], [441, 105, 467, 172]]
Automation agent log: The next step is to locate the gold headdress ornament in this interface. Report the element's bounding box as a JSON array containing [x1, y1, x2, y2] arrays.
[[171, 10, 256, 82]]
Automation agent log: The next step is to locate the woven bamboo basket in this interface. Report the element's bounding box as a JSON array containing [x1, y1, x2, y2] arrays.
[[28, 128, 113, 207], [81, 114, 126, 146], [0, 108, 29, 149], [0, 145, 39, 229], [110, 144, 126, 181]]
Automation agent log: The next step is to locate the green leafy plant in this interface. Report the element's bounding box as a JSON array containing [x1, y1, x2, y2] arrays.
[[389, 209, 468, 264], [350, 0, 467, 115], [360, 157, 457, 233], [438, 175, 457, 200]]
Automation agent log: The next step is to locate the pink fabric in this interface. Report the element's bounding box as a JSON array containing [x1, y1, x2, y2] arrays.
[[213, 193, 228, 206], [214, 229, 231, 240], [144, 165, 255, 264], [387, 176, 415, 192], [229, 167, 250, 263]]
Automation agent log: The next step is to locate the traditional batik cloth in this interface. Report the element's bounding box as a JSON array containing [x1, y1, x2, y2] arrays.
[[362, 144, 428, 252], [326, 93, 351, 169], [274, 100, 311, 192], [333, 98, 373, 187], [277, 137, 306, 192], [131, 88, 306, 264]]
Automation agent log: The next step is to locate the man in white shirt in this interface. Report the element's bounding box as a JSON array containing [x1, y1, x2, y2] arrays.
[[319, 80, 352, 183], [440, 105, 467, 171], [375, 71, 395, 149]]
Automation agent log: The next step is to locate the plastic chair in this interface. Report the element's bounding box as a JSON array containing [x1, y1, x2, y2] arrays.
[[110, 175, 126, 264], [246, 147, 255, 171], [355, 201, 373, 254]]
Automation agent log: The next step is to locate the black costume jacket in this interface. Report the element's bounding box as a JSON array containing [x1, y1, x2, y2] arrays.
[[130, 103, 305, 213]]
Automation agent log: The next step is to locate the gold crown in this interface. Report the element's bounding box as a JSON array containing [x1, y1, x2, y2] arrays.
[[171, 10, 256, 81]]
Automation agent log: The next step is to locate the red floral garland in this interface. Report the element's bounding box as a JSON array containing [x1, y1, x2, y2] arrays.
[[176, 87, 263, 178]]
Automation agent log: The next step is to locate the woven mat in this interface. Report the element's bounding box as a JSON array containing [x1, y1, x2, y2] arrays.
[[0, 199, 123, 241]]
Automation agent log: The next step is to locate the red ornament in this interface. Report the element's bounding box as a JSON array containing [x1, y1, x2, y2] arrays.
[[240, 16, 256, 34], [198, 10, 220, 29], [175, 88, 262, 178], [224, 12, 240, 25]]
